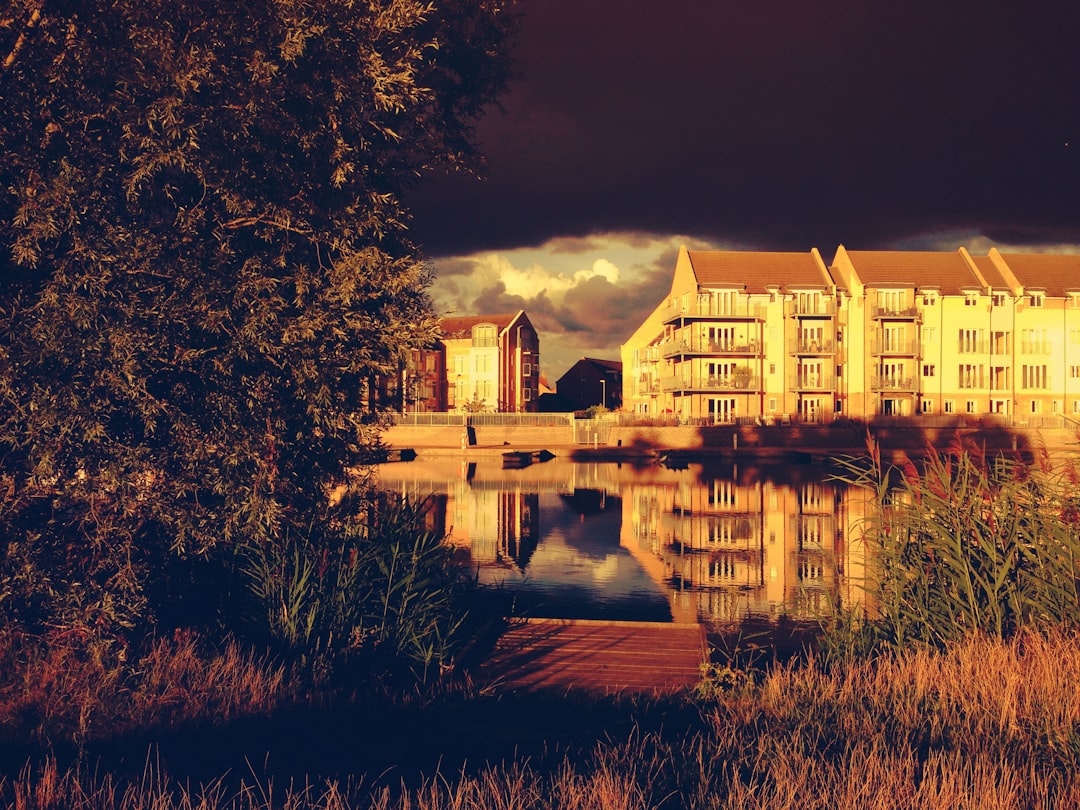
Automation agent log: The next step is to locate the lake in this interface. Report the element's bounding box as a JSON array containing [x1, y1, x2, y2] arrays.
[[374, 456, 872, 624]]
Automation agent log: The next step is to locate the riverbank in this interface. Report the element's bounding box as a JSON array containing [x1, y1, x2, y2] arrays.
[[383, 419, 1080, 465]]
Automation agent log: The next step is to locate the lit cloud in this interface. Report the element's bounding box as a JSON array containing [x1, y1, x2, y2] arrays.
[[428, 231, 728, 380]]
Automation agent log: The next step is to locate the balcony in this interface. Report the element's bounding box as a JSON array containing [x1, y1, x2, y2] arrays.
[[871, 305, 921, 320], [871, 376, 918, 392], [870, 338, 919, 356], [790, 373, 836, 392], [663, 301, 766, 324], [789, 339, 837, 355], [660, 374, 760, 393], [662, 338, 762, 358], [792, 299, 837, 317]]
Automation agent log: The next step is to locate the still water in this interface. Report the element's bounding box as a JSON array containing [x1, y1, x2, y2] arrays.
[[375, 456, 871, 624]]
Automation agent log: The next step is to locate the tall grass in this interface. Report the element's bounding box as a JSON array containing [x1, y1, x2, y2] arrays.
[[5, 629, 1080, 808], [239, 496, 470, 682], [0, 628, 293, 750], [831, 440, 1080, 650]]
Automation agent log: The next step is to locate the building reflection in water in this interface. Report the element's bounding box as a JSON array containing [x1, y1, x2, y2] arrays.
[[375, 458, 870, 624]]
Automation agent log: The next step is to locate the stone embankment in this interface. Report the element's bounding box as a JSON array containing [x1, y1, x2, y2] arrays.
[[383, 420, 1079, 462]]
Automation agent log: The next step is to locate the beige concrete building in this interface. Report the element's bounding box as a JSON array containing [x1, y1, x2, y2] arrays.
[[622, 246, 1080, 424], [441, 311, 540, 412]]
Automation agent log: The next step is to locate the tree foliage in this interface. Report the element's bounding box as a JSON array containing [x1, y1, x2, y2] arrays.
[[0, 0, 516, 639]]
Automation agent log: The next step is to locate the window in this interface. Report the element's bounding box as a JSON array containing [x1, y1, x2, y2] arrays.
[[944, 400, 955, 414], [921, 292, 937, 306], [923, 364, 936, 377], [769, 363, 776, 375], [475, 355, 490, 373], [964, 292, 979, 306], [523, 363, 531, 376], [1021, 329, 1049, 354], [1071, 365, 1080, 379], [1030, 293, 1044, 307], [993, 293, 1008, 307], [959, 364, 984, 389], [959, 329, 983, 353], [921, 399, 934, 414], [472, 324, 497, 347], [922, 327, 936, 343], [1022, 365, 1048, 390], [768, 397, 777, 411], [966, 400, 976, 414], [524, 388, 531, 400]]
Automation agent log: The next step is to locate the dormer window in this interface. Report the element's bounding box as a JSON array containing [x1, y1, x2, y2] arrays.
[[964, 292, 979, 307], [921, 291, 937, 306], [1030, 292, 1044, 308]]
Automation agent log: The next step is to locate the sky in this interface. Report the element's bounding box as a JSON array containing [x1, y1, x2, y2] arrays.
[[406, 0, 1080, 381]]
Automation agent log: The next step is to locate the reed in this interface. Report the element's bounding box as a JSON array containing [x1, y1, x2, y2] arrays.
[[830, 440, 1080, 651], [238, 495, 470, 682]]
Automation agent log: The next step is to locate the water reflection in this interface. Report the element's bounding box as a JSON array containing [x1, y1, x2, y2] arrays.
[[375, 457, 870, 624]]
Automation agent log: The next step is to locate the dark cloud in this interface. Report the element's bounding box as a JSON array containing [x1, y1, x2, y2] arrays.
[[406, 0, 1080, 257]]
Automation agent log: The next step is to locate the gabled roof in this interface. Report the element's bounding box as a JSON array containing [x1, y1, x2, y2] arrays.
[[556, 357, 622, 383], [997, 254, 1080, 296], [687, 250, 832, 294], [968, 255, 1011, 289], [439, 313, 519, 340], [581, 357, 622, 372], [842, 250, 983, 295]]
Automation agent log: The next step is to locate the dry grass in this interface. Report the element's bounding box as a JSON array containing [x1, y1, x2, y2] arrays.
[[0, 628, 295, 748], [4, 629, 1080, 808]]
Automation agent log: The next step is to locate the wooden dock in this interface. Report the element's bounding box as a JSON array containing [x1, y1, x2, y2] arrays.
[[473, 619, 707, 695]]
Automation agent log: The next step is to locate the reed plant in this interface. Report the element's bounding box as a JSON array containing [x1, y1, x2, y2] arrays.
[[830, 439, 1080, 651], [238, 495, 469, 682]]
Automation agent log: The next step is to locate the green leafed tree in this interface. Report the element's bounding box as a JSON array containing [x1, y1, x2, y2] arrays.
[[0, 0, 515, 640]]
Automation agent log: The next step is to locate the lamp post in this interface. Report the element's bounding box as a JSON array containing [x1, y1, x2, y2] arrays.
[[601, 377, 607, 409]]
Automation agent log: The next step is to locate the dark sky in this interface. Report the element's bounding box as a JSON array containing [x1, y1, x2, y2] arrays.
[[408, 0, 1080, 257]]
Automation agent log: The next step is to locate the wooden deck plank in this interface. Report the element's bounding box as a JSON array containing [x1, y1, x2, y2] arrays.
[[475, 619, 707, 695]]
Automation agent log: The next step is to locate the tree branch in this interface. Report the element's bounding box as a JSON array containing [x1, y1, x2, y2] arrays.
[[2, 5, 43, 72]]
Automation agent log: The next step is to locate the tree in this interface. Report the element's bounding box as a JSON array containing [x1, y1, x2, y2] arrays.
[[0, 0, 516, 639]]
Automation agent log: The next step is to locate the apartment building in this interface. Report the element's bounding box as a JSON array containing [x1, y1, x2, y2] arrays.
[[621, 245, 1080, 423], [439, 310, 540, 412]]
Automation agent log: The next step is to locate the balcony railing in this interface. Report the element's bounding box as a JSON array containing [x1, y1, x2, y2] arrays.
[[789, 373, 836, 391], [792, 299, 837, 316], [870, 376, 918, 391], [662, 338, 762, 358], [663, 301, 766, 322], [870, 338, 919, 355], [790, 339, 836, 354], [871, 305, 921, 320], [660, 374, 760, 393]]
